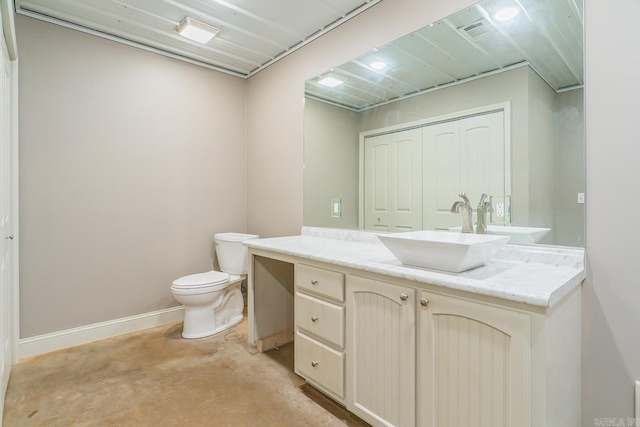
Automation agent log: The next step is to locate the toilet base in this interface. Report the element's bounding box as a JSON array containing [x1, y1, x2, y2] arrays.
[[182, 313, 243, 339], [181, 282, 245, 339]]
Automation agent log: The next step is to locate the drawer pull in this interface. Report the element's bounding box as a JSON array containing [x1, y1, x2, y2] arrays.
[[311, 279, 318, 285], [311, 361, 319, 368], [311, 316, 318, 323], [420, 297, 430, 307], [400, 293, 409, 301]]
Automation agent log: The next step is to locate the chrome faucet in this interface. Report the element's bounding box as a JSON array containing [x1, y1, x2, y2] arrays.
[[450, 192, 474, 233], [475, 193, 492, 234]]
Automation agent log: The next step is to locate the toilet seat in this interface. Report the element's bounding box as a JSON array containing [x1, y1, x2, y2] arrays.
[[171, 270, 230, 291]]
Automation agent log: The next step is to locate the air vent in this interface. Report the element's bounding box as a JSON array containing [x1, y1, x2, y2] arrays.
[[458, 18, 495, 42]]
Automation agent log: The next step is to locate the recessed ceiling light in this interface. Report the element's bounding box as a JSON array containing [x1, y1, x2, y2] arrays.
[[175, 17, 220, 44], [494, 7, 519, 22], [318, 76, 344, 88], [371, 61, 387, 70]]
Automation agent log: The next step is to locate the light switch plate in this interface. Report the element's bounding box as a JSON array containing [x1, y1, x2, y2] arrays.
[[331, 198, 342, 218]]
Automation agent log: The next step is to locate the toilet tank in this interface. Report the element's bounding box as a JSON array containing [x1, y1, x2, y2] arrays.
[[214, 232, 259, 275]]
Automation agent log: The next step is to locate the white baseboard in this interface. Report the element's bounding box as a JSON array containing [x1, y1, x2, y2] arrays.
[[18, 306, 184, 360]]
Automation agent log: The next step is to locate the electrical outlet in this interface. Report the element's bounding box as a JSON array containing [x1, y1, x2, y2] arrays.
[[488, 195, 511, 225], [488, 195, 504, 224]]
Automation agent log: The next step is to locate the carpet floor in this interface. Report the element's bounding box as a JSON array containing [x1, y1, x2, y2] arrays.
[[3, 316, 369, 427]]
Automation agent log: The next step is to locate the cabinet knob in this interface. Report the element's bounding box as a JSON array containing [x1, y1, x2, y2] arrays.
[[311, 361, 319, 368], [311, 279, 318, 285], [311, 316, 318, 323], [420, 297, 430, 307], [400, 293, 409, 301]]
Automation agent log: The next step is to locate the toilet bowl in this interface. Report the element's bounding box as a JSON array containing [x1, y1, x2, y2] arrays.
[[171, 232, 259, 339]]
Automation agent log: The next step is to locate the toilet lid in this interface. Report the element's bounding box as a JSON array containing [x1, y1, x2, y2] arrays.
[[172, 271, 230, 290]]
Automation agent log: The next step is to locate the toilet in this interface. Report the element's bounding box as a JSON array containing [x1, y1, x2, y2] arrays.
[[171, 232, 259, 339]]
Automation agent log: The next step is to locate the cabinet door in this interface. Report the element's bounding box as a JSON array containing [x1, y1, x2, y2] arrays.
[[418, 290, 531, 427], [346, 275, 415, 427]]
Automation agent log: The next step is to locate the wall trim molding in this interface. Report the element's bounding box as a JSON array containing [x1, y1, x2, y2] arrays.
[[18, 306, 184, 360]]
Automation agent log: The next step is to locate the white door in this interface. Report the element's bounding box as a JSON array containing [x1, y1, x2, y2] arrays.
[[363, 128, 422, 231], [423, 111, 505, 230], [0, 31, 14, 414], [422, 120, 460, 230], [459, 112, 505, 206]]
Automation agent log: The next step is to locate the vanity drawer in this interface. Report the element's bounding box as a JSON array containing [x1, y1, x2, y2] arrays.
[[295, 264, 344, 302], [295, 292, 344, 348], [295, 331, 344, 399]]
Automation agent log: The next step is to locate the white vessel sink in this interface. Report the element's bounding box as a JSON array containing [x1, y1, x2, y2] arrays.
[[449, 225, 551, 244], [377, 230, 510, 273]]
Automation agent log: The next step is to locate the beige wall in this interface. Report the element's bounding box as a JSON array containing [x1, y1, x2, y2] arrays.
[[17, 16, 248, 337], [527, 68, 558, 242], [584, 0, 640, 421], [554, 88, 585, 247], [303, 99, 359, 229]]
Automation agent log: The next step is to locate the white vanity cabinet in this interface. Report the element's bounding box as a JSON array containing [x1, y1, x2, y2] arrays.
[[276, 261, 578, 427], [294, 264, 346, 401], [345, 275, 416, 427], [248, 236, 583, 427]]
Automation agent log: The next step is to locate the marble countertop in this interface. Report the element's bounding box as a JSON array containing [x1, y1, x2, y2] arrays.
[[245, 227, 585, 309]]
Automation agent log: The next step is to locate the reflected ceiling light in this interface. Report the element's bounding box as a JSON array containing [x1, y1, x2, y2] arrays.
[[175, 17, 220, 44], [318, 75, 345, 87], [371, 61, 387, 70], [494, 7, 519, 21]]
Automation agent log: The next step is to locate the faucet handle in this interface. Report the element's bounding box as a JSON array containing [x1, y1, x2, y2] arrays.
[[485, 201, 493, 213], [458, 192, 470, 204]]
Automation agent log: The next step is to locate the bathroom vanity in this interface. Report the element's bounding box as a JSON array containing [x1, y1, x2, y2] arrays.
[[245, 227, 585, 427]]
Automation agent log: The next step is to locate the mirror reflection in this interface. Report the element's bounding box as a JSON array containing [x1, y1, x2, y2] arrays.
[[304, 0, 584, 247]]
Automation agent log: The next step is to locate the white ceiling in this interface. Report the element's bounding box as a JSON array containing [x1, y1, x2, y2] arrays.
[[306, 0, 584, 111], [15, 0, 583, 110], [14, 0, 382, 77]]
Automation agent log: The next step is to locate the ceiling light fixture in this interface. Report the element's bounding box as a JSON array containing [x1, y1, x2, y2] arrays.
[[318, 75, 345, 87], [494, 7, 519, 22], [175, 17, 220, 44], [371, 61, 387, 70]]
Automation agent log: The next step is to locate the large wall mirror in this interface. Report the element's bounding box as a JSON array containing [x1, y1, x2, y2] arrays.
[[303, 0, 584, 247]]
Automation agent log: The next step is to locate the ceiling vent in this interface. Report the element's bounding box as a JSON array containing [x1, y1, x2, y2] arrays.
[[457, 18, 495, 42]]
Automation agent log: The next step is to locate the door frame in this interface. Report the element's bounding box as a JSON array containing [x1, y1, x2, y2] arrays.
[[9, 53, 18, 364], [358, 102, 511, 229]]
